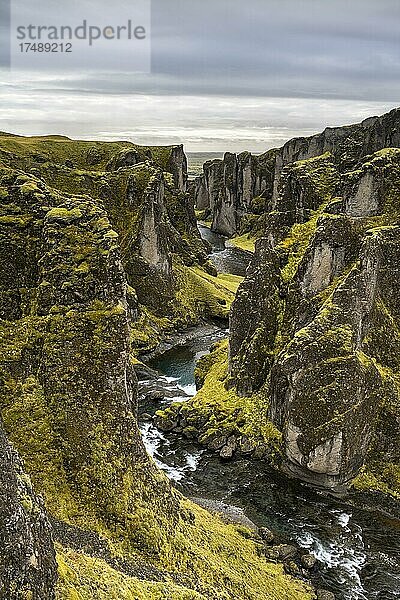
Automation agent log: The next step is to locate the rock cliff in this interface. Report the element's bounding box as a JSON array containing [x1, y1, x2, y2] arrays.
[[193, 108, 400, 238], [0, 423, 57, 599], [232, 145, 400, 492], [168, 109, 400, 500], [193, 150, 276, 236], [0, 133, 239, 346], [0, 135, 312, 599]]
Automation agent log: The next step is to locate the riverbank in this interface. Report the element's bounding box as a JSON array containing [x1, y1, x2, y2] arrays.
[[137, 223, 400, 600]]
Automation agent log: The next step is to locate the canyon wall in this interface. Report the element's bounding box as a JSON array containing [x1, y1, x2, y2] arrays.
[[193, 107, 400, 238], [229, 145, 400, 491], [166, 109, 400, 498], [0, 134, 311, 599]]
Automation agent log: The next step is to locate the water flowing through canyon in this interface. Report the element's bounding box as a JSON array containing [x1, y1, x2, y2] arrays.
[[138, 225, 400, 600]]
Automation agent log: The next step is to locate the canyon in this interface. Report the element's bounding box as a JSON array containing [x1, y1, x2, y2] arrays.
[[1, 107, 400, 599], [171, 107, 400, 496]]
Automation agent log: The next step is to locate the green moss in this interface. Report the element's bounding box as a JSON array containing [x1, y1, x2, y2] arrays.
[[0, 134, 175, 174], [56, 545, 207, 600], [130, 308, 172, 355], [198, 219, 212, 228], [129, 264, 243, 355], [278, 198, 331, 282], [47, 207, 83, 223], [0, 214, 32, 227], [0, 329, 80, 520], [56, 498, 313, 600], [229, 234, 256, 253], [161, 341, 282, 457], [352, 464, 400, 499], [148, 146, 173, 170], [20, 181, 41, 195], [173, 264, 242, 323]]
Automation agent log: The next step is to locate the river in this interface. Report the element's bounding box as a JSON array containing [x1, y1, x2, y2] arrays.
[[138, 225, 400, 600]]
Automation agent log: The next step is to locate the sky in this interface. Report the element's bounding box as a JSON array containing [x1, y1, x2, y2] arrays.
[[0, 0, 399, 152]]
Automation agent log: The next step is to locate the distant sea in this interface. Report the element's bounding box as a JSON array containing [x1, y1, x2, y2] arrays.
[[186, 152, 223, 179]]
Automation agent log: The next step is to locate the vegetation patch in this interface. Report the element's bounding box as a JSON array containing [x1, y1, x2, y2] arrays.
[[156, 341, 282, 460], [229, 234, 256, 253]]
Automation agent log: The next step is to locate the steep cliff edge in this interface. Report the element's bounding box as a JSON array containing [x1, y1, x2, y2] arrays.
[[0, 142, 312, 598], [193, 107, 400, 239], [194, 149, 276, 236], [245, 147, 399, 495], [165, 112, 400, 502], [0, 133, 240, 356]]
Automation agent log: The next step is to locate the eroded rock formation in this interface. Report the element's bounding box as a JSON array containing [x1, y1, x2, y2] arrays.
[[0, 423, 57, 599], [193, 150, 276, 236], [230, 146, 400, 491], [193, 108, 400, 238]]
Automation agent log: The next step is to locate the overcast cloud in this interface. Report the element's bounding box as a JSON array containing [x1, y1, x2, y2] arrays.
[[0, 0, 399, 151]]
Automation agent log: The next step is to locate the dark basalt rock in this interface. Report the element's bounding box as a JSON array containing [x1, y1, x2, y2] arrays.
[[316, 590, 336, 600], [219, 435, 237, 459], [258, 527, 275, 544], [301, 553, 317, 570], [0, 424, 57, 599], [229, 237, 283, 396], [191, 150, 277, 236], [192, 107, 400, 239], [275, 544, 298, 561], [226, 128, 400, 493]]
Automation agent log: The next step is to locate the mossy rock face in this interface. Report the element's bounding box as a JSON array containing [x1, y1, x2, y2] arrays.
[[268, 224, 400, 489], [190, 149, 277, 237], [0, 423, 57, 599], [185, 117, 400, 499], [0, 133, 240, 334], [194, 145, 400, 498], [272, 107, 400, 199], [0, 167, 177, 538], [192, 107, 400, 243], [0, 132, 184, 182], [0, 155, 313, 599], [229, 238, 283, 396]]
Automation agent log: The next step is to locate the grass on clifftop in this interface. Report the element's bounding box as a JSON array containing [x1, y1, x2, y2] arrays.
[[0, 132, 177, 173]]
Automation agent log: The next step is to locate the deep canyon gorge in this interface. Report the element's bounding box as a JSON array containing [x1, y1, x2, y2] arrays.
[[0, 108, 400, 599]]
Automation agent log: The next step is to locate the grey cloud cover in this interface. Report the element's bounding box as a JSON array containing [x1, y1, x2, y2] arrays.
[[0, 0, 399, 150]]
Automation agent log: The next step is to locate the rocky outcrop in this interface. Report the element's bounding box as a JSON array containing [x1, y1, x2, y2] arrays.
[[192, 174, 209, 210], [272, 107, 400, 199], [269, 226, 398, 488], [193, 150, 276, 236], [0, 423, 57, 599], [229, 238, 283, 396], [192, 107, 400, 238], [228, 146, 400, 491], [167, 144, 188, 192], [0, 168, 176, 530], [0, 134, 214, 323], [181, 119, 400, 497]]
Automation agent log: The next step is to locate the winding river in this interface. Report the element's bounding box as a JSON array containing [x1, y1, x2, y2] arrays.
[[138, 225, 400, 600]]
